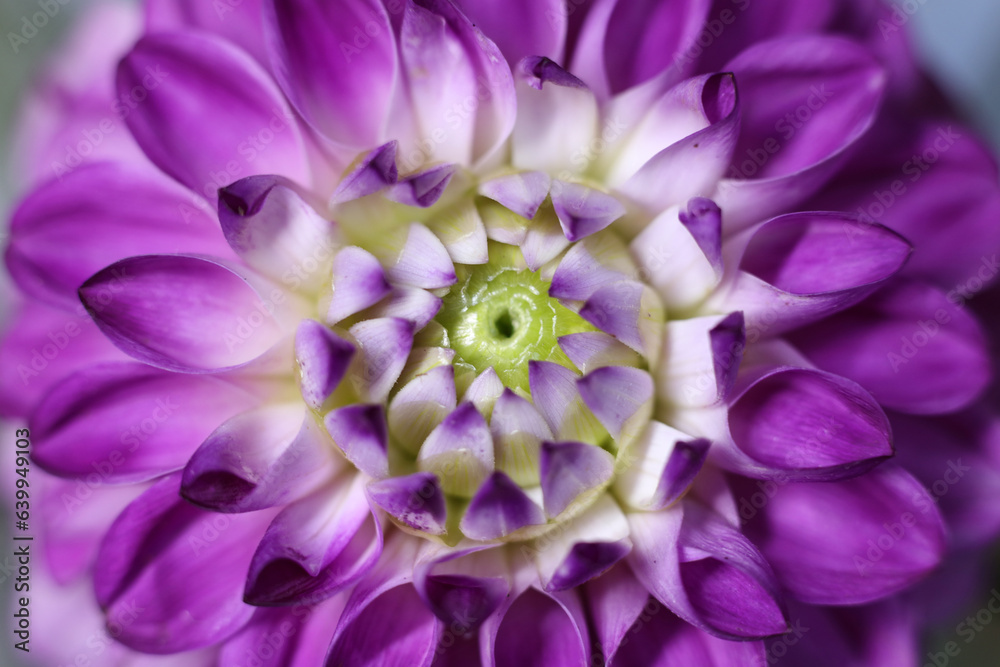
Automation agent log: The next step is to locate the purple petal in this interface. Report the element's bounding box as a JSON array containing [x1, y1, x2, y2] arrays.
[[550, 181, 626, 242], [628, 502, 788, 639], [245, 476, 382, 606], [579, 281, 663, 358], [538, 495, 632, 591], [365, 287, 443, 330], [367, 472, 448, 535], [717, 36, 886, 228], [463, 367, 505, 419], [417, 402, 494, 498], [386, 224, 457, 289], [330, 141, 399, 205], [576, 366, 654, 440], [558, 332, 641, 374], [414, 546, 509, 630], [742, 465, 946, 605], [490, 389, 553, 486], [7, 162, 228, 307], [478, 171, 552, 220], [678, 197, 723, 276], [615, 421, 711, 510], [584, 562, 650, 664], [656, 313, 746, 409], [324, 404, 389, 479], [328, 583, 441, 666], [539, 440, 615, 518], [528, 361, 605, 443], [79, 255, 289, 373], [181, 405, 336, 512], [453, 2, 565, 66], [93, 473, 273, 653], [491, 588, 589, 667], [264, 0, 396, 148], [549, 232, 633, 302], [460, 471, 546, 540], [348, 317, 415, 402], [519, 205, 572, 270], [721, 212, 911, 335], [326, 247, 393, 324], [217, 598, 346, 667], [725, 368, 893, 481], [386, 164, 457, 208], [118, 32, 309, 198], [31, 362, 256, 484], [389, 365, 457, 454], [791, 281, 990, 415], [295, 320, 355, 410], [146, 0, 269, 66], [218, 175, 335, 290]]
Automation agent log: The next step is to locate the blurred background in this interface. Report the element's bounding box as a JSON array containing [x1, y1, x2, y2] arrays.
[[1, 0, 999, 664]]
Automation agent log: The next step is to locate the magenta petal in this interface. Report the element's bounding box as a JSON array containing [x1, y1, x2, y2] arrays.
[[579, 282, 658, 356], [576, 366, 653, 439], [330, 141, 399, 205], [218, 175, 335, 290], [295, 320, 355, 410], [6, 162, 227, 307], [218, 598, 346, 667], [678, 197, 724, 276], [324, 404, 390, 479], [328, 583, 441, 666], [791, 282, 990, 415], [460, 471, 546, 540], [265, 0, 396, 148], [478, 171, 552, 221], [414, 548, 509, 631], [245, 477, 382, 606], [548, 541, 631, 592], [726, 212, 911, 336], [31, 362, 255, 483], [93, 473, 273, 653], [743, 465, 946, 605], [539, 440, 615, 518], [549, 239, 631, 302], [453, 1, 565, 66], [550, 181, 626, 242], [181, 405, 335, 512], [726, 367, 893, 481], [628, 502, 788, 640], [584, 563, 650, 664], [146, 0, 269, 66], [367, 472, 447, 535], [118, 32, 309, 198], [80, 255, 288, 373]]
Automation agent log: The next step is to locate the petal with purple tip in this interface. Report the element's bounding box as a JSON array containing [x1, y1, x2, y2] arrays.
[[326, 247, 392, 324], [539, 440, 615, 518], [657, 313, 746, 410], [118, 32, 309, 198], [426, 199, 489, 265], [324, 404, 389, 479], [549, 232, 634, 302], [181, 405, 336, 512], [367, 472, 447, 535], [579, 281, 664, 361], [417, 402, 494, 498], [520, 204, 572, 271], [364, 287, 442, 330], [295, 320, 355, 410], [245, 475, 382, 606], [414, 546, 509, 630], [615, 421, 709, 510], [528, 361, 606, 444], [460, 471, 546, 540], [387, 223, 457, 290], [550, 181, 626, 242], [219, 175, 336, 291], [577, 366, 654, 443], [585, 564, 650, 665], [558, 332, 642, 374], [463, 367, 504, 419], [348, 317, 415, 403], [386, 164, 457, 208], [80, 255, 291, 373], [490, 389, 553, 487], [478, 171, 552, 220], [490, 588, 590, 667], [388, 365, 457, 455], [330, 142, 399, 205]]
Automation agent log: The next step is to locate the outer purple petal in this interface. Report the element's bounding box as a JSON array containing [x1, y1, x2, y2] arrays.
[[79, 255, 292, 373], [453, 0, 565, 65], [741, 465, 946, 605], [31, 362, 257, 483], [93, 473, 275, 653], [584, 562, 650, 664], [146, 0, 269, 66], [6, 162, 229, 307], [489, 588, 590, 667], [118, 32, 310, 197], [218, 598, 346, 667]]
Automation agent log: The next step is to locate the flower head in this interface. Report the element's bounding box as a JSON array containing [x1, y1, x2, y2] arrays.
[[4, 0, 1000, 665]]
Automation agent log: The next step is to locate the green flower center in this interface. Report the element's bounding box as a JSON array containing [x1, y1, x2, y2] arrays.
[[436, 242, 594, 392]]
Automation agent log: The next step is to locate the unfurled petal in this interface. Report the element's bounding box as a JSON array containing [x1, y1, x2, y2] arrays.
[[453, 0, 566, 65], [118, 32, 309, 197], [93, 473, 273, 653], [330, 141, 399, 205], [182, 405, 336, 512], [80, 255, 296, 373], [32, 362, 257, 483], [742, 465, 946, 605], [414, 545, 509, 630], [584, 561, 650, 664], [218, 598, 346, 667], [245, 475, 382, 606], [489, 588, 590, 667]]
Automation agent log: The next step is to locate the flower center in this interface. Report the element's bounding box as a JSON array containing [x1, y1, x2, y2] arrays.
[[436, 241, 593, 393]]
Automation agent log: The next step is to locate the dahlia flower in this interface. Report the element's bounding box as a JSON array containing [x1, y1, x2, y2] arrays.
[[4, 0, 1000, 665]]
